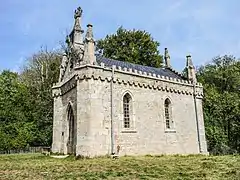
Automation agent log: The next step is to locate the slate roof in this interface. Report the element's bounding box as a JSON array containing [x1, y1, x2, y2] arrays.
[[96, 56, 185, 80]]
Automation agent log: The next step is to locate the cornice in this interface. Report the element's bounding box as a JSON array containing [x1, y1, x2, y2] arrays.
[[52, 64, 203, 98], [75, 63, 203, 87]]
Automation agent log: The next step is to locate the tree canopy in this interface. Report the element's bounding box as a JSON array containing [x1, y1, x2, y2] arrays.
[[20, 49, 61, 146], [197, 55, 240, 154], [0, 33, 239, 156], [0, 70, 36, 150], [0, 49, 61, 151], [96, 27, 163, 67]]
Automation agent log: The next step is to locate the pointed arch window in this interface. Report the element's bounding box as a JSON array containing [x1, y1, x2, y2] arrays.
[[123, 93, 132, 128], [164, 98, 173, 129]]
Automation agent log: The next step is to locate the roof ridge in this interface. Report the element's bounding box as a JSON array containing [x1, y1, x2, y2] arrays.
[[96, 55, 166, 70], [96, 55, 185, 80]]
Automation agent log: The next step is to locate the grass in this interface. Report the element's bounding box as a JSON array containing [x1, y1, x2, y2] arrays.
[[0, 154, 239, 180]]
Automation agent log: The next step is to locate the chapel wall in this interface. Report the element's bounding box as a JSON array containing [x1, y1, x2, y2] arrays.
[[52, 89, 63, 153], [75, 66, 202, 156], [112, 82, 199, 155], [52, 79, 77, 154], [75, 78, 99, 156]]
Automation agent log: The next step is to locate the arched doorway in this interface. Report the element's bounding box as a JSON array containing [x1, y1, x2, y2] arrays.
[[67, 104, 76, 154]]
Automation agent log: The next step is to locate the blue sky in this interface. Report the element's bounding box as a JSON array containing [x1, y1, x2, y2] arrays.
[[0, 0, 240, 72]]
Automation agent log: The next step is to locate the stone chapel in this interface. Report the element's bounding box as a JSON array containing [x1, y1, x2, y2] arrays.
[[52, 7, 208, 157]]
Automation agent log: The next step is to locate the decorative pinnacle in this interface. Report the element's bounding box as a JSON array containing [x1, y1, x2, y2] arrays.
[[164, 48, 169, 56], [74, 7, 83, 19], [87, 24, 93, 28], [85, 24, 94, 41], [186, 54, 196, 83], [73, 7, 83, 31], [164, 48, 171, 67], [186, 54, 193, 67]]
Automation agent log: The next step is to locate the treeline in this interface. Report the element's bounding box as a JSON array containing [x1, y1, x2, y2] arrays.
[[197, 56, 240, 154], [0, 27, 239, 154], [0, 50, 239, 154], [0, 49, 61, 151]]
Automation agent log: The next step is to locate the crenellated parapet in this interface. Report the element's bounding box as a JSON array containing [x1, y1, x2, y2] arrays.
[[72, 64, 204, 97], [53, 61, 203, 98], [52, 74, 77, 98], [60, 76, 77, 96], [52, 87, 61, 98], [87, 63, 202, 86]]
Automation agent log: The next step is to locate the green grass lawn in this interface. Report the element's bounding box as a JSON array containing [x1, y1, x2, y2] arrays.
[[0, 154, 239, 180]]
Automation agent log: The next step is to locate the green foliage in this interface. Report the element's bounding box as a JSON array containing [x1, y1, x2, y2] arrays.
[[0, 48, 61, 151], [0, 71, 35, 150], [20, 49, 61, 146], [197, 55, 240, 154], [0, 38, 239, 158], [96, 26, 163, 67]]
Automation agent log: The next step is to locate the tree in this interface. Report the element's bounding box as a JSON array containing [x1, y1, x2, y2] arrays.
[[197, 55, 240, 154], [0, 48, 62, 151], [20, 48, 62, 146], [0, 70, 36, 151], [96, 27, 163, 67]]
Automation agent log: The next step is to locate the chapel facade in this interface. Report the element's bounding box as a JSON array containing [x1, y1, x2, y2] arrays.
[[52, 7, 208, 157]]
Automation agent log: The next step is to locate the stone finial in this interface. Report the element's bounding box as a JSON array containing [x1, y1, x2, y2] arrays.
[[185, 54, 197, 83], [59, 54, 68, 82], [62, 53, 68, 66], [83, 24, 96, 65], [186, 54, 193, 67], [64, 7, 85, 55], [66, 7, 85, 65], [74, 7, 83, 18], [85, 24, 94, 42], [164, 48, 171, 68], [73, 7, 83, 31]]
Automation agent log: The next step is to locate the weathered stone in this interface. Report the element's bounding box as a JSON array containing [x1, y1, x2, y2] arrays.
[[52, 7, 208, 157]]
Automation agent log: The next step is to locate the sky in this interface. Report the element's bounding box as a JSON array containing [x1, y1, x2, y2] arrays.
[[0, 0, 240, 72]]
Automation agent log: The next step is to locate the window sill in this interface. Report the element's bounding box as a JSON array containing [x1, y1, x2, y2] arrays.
[[165, 129, 176, 133], [121, 129, 137, 133]]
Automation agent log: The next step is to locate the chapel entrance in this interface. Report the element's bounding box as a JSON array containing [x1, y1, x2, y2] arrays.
[[67, 104, 76, 154]]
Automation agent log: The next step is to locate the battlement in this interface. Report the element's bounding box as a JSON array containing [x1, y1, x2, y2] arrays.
[[98, 63, 202, 87]]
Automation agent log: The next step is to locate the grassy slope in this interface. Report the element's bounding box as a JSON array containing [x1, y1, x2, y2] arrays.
[[0, 154, 239, 180]]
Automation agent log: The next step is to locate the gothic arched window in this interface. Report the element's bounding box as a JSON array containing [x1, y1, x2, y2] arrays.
[[164, 98, 172, 129], [123, 93, 132, 128]]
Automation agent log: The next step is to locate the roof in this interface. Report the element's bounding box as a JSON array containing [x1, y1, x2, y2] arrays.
[[96, 56, 185, 80]]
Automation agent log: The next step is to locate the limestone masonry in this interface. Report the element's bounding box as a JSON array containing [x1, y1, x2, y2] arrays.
[[52, 7, 208, 157]]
